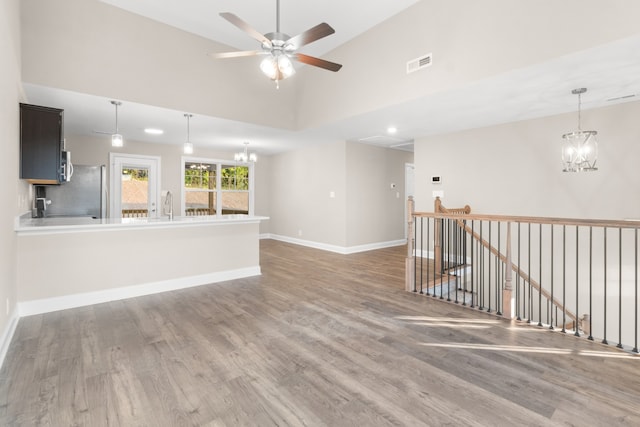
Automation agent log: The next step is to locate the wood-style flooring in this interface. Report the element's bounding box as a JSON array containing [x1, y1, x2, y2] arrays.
[[1, 239, 639, 426]]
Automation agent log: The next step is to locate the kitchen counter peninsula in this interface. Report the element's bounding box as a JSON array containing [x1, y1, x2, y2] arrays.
[[15, 214, 268, 316]]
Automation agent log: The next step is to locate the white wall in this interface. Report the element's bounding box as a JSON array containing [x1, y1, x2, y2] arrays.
[[0, 0, 28, 360], [66, 134, 271, 233], [20, 0, 297, 130], [295, 0, 640, 130], [414, 100, 640, 220], [17, 222, 260, 303]]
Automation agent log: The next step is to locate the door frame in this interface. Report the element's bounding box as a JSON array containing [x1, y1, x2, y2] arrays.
[[109, 153, 161, 218]]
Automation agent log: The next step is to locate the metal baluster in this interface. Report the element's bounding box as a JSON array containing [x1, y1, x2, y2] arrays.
[[517, 222, 521, 321], [425, 217, 430, 296], [470, 220, 475, 308], [413, 216, 422, 292], [528, 223, 532, 324], [497, 222, 502, 316], [603, 227, 608, 345], [618, 228, 623, 349], [588, 227, 594, 341], [447, 218, 452, 302], [538, 224, 543, 327], [488, 221, 492, 313], [562, 225, 566, 333], [480, 221, 484, 310], [634, 228, 638, 353], [462, 220, 467, 306], [550, 225, 554, 330], [575, 225, 580, 337], [420, 217, 424, 294]]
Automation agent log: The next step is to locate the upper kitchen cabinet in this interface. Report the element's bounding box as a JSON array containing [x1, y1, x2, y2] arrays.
[[20, 103, 65, 184]]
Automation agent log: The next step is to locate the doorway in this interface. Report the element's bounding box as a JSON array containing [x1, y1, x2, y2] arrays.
[[110, 153, 161, 218]]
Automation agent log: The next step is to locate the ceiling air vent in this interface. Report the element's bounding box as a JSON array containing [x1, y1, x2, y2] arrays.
[[407, 53, 432, 74]]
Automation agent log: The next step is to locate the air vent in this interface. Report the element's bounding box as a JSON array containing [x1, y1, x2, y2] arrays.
[[606, 94, 636, 102], [407, 53, 432, 74]]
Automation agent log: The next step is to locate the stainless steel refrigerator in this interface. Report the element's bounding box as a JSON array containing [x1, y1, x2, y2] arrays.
[[39, 165, 107, 218]]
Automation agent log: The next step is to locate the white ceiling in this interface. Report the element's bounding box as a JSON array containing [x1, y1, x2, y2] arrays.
[[23, 2, 640, 156]]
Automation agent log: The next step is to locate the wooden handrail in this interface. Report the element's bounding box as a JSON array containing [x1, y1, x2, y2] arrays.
[[415, 209, 640, 230], [425, 197, 581, 325]]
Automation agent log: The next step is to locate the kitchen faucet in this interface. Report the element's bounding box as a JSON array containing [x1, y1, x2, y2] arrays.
[[163, 191, 173, 220]]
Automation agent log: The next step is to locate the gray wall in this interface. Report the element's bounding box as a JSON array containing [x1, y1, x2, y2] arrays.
[[414, 100, 640, 220]]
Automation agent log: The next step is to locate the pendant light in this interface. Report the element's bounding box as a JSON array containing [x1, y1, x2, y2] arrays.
[[561, 88, 598, 172], [110, 101, 123, 147], [183, 113, 193, 154], [234, 141, 257, 163]]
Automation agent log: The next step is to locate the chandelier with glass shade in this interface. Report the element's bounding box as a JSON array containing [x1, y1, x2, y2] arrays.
[[561, 88, 598, 172]]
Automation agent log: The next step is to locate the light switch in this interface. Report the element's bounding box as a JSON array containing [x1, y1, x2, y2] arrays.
[[433, 190, 444, 199], [329, 191, 335, 198]]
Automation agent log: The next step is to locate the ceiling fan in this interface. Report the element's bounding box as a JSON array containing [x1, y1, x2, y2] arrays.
[[211, 0, 342, 85]]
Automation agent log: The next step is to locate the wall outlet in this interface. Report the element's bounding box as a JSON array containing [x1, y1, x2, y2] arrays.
[[329, 191, 335, 198], [433, 190, 444, 199], [298, 229, 303, 236]]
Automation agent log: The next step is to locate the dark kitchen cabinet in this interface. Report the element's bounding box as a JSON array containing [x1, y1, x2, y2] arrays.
[[20, 103, 64, 184]]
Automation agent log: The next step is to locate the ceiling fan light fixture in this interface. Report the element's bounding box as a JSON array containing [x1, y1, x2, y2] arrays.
[[278, 55, 295, 78], [260, 56, 278, 80], [111, 133, 123, 147]]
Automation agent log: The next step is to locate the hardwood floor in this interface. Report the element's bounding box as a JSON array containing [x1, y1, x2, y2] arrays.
[[1, 239, 639, 426]]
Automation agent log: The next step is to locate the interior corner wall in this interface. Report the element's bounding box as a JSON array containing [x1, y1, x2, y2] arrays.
[[267, 141, 347, 247], [65, 135, 271, 234], [1, 0, 27, 355], [20, 0, 297, 130], [413, 100, 640, 220], [345, 142, 413, 247]]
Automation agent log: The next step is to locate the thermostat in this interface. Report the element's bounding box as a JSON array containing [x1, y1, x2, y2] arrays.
[[432, 176, 442, 184]]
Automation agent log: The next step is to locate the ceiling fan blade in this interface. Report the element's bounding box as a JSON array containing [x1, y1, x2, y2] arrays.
[[293, 53, 342, 72], [286, 23, 335, 50], [92, 130, 112, 135], [210, 50, 263, 59], [219, 12, 271, 47]]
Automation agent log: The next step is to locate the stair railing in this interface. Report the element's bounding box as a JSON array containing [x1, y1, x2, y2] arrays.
[[406, 197, 640, 353]]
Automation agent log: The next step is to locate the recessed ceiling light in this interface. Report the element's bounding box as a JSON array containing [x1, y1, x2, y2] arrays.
[[387, 126, 397, 134], [144, 128, 164, 135]]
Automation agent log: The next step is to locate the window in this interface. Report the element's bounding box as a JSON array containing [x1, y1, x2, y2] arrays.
[[182, 157, 254, 216]]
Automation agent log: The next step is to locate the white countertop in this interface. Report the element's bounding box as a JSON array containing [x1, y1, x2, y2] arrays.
[[15, 214, 269, 235]]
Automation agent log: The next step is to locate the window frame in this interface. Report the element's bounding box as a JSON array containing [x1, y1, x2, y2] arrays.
[[181, 156, 255, 217]]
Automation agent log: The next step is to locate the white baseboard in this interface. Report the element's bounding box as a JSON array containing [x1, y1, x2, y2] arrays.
[[0, 308, 20, 371], [18, 266, 261, 317], [265, 234, 406, 255]]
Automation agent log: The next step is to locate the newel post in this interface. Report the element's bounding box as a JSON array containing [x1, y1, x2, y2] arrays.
[[503, 222, 515, 319], [405, 196, 415, 292]]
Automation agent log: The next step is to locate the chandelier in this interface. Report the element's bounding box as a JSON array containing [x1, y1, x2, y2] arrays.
[[561, 88, 598, 172], [234, 142, 257, 163]]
